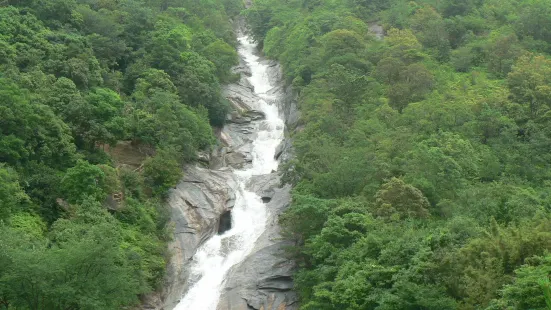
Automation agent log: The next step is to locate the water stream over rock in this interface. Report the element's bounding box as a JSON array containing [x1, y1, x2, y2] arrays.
[[165, 32, 296, 310]]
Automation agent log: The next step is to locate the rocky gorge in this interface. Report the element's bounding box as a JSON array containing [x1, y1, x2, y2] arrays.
[[156, 18, 301, 310]]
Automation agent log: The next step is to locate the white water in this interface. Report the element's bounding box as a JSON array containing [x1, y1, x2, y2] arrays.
[[174, 35, 284, 310]]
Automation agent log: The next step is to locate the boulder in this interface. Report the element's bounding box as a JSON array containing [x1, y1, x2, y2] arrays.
[[225, 151, 247, 169], [247, 173, 280, 203], [274, 138, 293, 164]]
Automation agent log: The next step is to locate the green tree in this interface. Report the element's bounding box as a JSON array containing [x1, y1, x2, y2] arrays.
[[440, 0, 476, 17], [515, 0, 551, 51], [488, 255, 551, 310], [143, 149, 182, 197], [60, 160, 106, 203], [0, 201, 142, 310], [508, 53, 551, 119], [385, 63, 434, 112], [0, 165, 31, 221], [374, 177, 430, 220], [0, 79, 76, 168], [410, 6, 451, 61], [174, 52, 228, 126], [201, 39, 238, 82], [486, 33, 524, 78]]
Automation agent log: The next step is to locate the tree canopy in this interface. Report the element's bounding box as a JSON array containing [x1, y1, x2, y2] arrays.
[[0, 0, 241, 307], [246, 0, 551, 308]]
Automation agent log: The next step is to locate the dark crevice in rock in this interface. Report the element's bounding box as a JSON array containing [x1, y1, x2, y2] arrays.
[[246, 304, 259, 310], [257, 275, 294, 291], [184, 200, 196, 209], [261, 197, 272, 203], [218, 210, 232, 234]]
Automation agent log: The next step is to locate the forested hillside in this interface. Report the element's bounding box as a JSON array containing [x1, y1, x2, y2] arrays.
[[246, 0, 551, 309], [0, 0, 241, 308]]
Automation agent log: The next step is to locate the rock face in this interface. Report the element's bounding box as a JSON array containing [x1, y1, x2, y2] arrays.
[[368, 22, 385, 40], [217, 184, 297, 310], [163, 167, 238, 309], [248, 173, 280, 203]]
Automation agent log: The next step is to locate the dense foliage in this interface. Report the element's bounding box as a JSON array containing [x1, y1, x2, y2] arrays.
[[0, 0, 240, 308], [246, 0, 551, 309]]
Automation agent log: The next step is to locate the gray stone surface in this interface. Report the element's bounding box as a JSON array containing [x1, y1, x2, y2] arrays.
[[163, 167, 238, 309], [217, 185, 298, 310], [275, 138, 294, 166], [368, 22, 385, 40], [247, 173, 280, 202]]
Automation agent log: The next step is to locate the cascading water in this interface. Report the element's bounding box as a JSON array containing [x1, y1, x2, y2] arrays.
[[174, 35, 285, 310]]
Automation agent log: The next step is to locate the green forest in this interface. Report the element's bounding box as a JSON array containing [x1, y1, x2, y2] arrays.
[[5, 0, 551, 308], [244, 0, 551, 309], [0, 0, 241, 308]]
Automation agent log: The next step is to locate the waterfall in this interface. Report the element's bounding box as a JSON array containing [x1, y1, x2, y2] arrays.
[[173, 34, 285, 310]]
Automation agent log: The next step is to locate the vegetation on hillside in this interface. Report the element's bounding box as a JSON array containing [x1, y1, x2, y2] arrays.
[[246, 0, 551, 309], [0, 0, 241, 308]]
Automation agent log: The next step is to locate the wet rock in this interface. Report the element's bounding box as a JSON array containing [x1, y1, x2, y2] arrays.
[[162, 167, 238, 310], [274, 142, 284, 160], [274, 138, 293, 163], [139, 293, 163, 310], [210, 144, 253, 170], [227, 110, 266, 124], [222, 123, 254, 150], [266, 61, 300, 129], [227, 96, 253, 113], [239, 74, 254, 89], [217, 185, 298, 310], [220, 235, 241, 256], [224, 84, 259, 109], [232, 64, 252, 78], [225, 151, 247, 169], [247, 173, 280, 202], [227, 114, 252, 124], [246, 110, 266, 121], [266, 62, 283, 89]]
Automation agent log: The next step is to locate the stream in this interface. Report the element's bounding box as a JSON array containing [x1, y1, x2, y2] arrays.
[[173, 34, 285, 310]]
